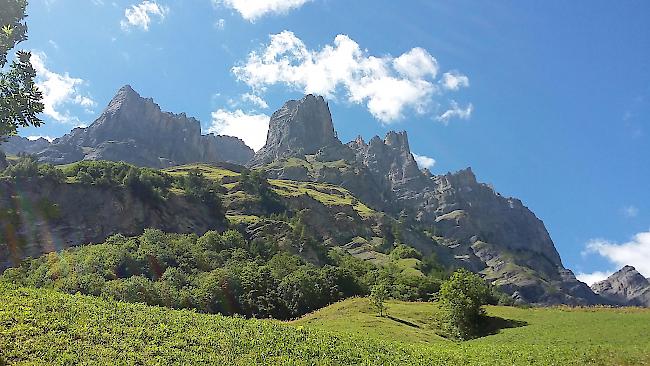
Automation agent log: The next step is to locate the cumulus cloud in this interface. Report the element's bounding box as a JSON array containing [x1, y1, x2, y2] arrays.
[[121, 1, 169, 31], [209, 109, 269, 151], [436, 100, 473, 124], [413, 153, 436, 169], [241, 93, 269, 109], [233, 31, 470, 123], [583, 231, 650, 278], [30, 52, 96, 124], [441, 71, 469, 91], [213, 0, 311, 21], [575, 271, 613, 286]]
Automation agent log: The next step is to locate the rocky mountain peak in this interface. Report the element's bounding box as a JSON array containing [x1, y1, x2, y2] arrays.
[[37, 85, 254, 167], [384, 131, 410, 150], [591, 266, 650, 306], [250, 94, 341, 166]]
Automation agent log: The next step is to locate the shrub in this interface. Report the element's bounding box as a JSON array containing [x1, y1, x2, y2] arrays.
[[438, 269, 491, 340]]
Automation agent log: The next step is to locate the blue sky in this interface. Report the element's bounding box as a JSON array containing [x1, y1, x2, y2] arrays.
[[15, 0, 650, 283]]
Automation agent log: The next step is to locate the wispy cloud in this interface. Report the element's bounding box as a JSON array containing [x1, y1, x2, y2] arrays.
[[30, 52, 96, 125], [213, 0, 312, 21], [121, 1, 169, 31], [413, 153, 436, 169], [582, 231, 650, 278], [436, 100, 473, 124], [233, 31, 471, 124], [622, 205, 639, 218], [209, 109, 269, 151], [241, 93, 268, 109]]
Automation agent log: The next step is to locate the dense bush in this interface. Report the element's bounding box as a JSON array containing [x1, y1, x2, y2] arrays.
[[2, 229, 365, 319], [438, 269, 491, 340], [1, 155, 64, 182]]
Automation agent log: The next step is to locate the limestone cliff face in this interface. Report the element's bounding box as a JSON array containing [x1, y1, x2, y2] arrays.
[[250, 95, 342, 166], [250, 93, 603, 305], [0, 136, 51, 156], [37, 85, 254, 167], [0, 179, 227, 271], [592, 266, 650, 306]]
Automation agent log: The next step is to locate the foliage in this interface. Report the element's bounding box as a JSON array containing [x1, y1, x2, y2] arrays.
[[1, 155, 63, 182], [1, 229, 364, 320], [1, 0, 44, 139], [390, 243, 423, 260], [239, 169, 285, 213], [370, 282, 389, 317], [438, 269, 492, 340]]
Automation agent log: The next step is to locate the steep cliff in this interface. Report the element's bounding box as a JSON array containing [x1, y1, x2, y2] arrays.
[[250, 93, 602, 305], [0, 177, 227, 271], [592, 266, 650, 306], [37, 85, 254, 167]]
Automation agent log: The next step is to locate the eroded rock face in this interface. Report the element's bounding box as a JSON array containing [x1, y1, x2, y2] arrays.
[[37, 85, 254, 167], [250, 95, 341, 166], [0, 136, 51, 156], [0, 179, 227, 271], [592, 266, 650, 306], [251, 93, 604, 306]]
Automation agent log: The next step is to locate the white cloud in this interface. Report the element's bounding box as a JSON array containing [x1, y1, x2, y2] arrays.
[[436, 100, 473, 124], [413, 153, 436, 169], [233, 31, 470, 123], [441, 71, 469, 91], [241, 93, 268, 109], [121, 1, 169, 31], [583, 231, 650, 277], [622, 205, 639, 218], [213, 0, 311, 21], [30, 52, 96, 124], [393, 48, 438, 80], [575, 271, 614, 286], [214, 18, 226, 30], [27, 135, 54, 142], [209, 109, 269, 151]]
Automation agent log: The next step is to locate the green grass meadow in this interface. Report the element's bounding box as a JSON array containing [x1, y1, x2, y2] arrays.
[[1, 284, 649, 365]]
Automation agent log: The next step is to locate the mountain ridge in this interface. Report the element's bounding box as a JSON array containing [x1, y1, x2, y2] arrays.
[[3, 85, 255, 168]]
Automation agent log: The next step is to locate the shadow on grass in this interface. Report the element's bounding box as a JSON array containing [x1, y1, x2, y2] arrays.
[[477, 315, 528, 337], [386, 315, 421, 328]]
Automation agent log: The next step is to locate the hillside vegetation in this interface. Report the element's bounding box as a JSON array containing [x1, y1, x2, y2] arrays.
[[1, 283, 649, 366]]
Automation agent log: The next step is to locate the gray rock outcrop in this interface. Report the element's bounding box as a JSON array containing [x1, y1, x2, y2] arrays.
[[592, 266, 650, 306], [0, 135, 51, 156], [249, 93, 604, 306], [250, 95, 342, 166], [37, 85, 254, 167]]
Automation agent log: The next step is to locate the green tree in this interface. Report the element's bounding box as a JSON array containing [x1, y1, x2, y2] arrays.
[[1, 0, 44, 139], [370, 282, 389, 317], [438, 269, 491, 340]]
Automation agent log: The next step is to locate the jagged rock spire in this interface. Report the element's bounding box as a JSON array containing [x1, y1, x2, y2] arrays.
[[250, 94, 341, 166]]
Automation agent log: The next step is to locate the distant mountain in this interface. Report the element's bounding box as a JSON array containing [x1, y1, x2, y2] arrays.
[[249, 94, 602, 306], [35, 85, 254, 168], [0, 135, 51, 156], [592, 266, 650, 306]]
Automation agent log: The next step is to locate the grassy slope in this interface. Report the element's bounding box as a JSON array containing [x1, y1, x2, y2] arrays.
[[2, 284, 650, 365], [163, 164, 375, 219]]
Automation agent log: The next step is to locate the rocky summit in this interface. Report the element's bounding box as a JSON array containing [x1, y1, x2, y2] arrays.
[[249, 94, 603, 306], [34, 85, 254, 168], [592, 266, 650, 306], [0, 135, 52, 156]]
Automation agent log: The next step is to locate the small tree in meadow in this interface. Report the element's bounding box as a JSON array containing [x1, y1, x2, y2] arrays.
[[438, 269, 490, 340], [371, 282, 389, 317]]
